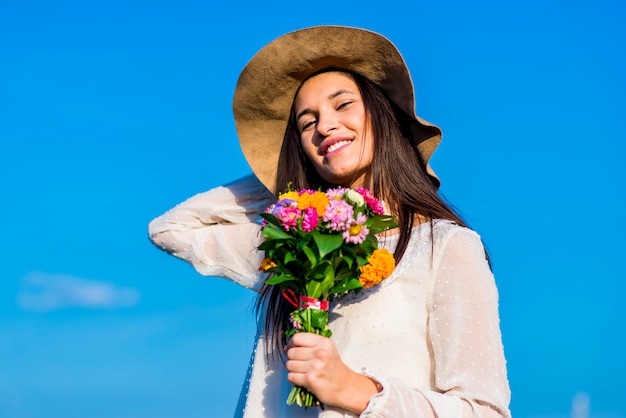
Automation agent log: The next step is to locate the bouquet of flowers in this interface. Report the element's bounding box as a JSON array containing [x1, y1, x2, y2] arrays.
[[258, 186, 398, 409]]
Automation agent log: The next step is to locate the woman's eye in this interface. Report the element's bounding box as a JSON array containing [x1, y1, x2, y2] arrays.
[[301, 120, 316, 132], [337, 101, 352, 110]]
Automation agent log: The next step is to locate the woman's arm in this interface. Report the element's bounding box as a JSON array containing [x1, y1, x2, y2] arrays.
[[361, 227, 511, 417], [148, 174, 276, 290]]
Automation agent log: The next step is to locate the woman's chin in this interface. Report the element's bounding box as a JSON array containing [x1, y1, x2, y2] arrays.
[[321, 173, 367, 189]]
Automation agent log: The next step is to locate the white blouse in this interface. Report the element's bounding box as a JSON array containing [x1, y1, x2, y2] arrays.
[[148, 174, 511, 418]]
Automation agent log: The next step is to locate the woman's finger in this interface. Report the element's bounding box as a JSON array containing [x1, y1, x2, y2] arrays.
[[289, 331, 326, 346], [285, 346, 312, 361], [285, 359, 309, 373]]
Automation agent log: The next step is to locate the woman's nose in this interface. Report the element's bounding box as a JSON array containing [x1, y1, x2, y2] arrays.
[[316, 111, 337, 136]]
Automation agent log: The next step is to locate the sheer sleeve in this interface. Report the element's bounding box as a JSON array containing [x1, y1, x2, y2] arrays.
[[361, 226, 511, 418], [148, 174, 276, 291]]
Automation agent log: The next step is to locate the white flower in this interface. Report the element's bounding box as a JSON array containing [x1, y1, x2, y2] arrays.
[[345, 189, 365, 207]]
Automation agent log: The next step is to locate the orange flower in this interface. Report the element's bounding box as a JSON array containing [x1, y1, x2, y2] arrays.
[[358, 248, 395, 288], [259, 257, 277, 272], [297, 191, 329, 215]]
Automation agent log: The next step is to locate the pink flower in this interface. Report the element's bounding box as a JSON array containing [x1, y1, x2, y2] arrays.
[[289, 316, 302, 330], [323, 199, 354, 231], [301, 207, 319, 232], [325, 188, 348, 201], [277, 206, 301, 231], [356, 187, 385, 214], [342, 213, 369, 244]]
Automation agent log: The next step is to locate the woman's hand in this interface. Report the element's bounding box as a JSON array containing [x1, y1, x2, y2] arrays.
[[285, 332, 381, 413]]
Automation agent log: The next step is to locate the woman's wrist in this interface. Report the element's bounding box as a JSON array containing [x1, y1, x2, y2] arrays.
[[334, 371, 382, 414]]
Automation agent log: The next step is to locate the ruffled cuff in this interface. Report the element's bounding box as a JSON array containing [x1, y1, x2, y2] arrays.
[[357, 369, 444, 418], [358, 368, 388, 417]]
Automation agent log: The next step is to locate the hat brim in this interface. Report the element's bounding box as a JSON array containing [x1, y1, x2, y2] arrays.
[[233, 25, 441, 193]]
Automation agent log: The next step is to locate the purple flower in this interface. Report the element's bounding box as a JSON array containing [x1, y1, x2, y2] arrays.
[[342, 213, 369, 244], [323, 199, 354, 231], [271, 198, 297, 215]]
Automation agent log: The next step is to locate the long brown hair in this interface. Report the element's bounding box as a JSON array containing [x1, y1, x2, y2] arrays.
[[257, 69, 480, 360]]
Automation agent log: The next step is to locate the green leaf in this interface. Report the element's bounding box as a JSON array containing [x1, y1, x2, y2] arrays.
[[356, 237, 377, 255], [257, 240, 283, 251], [367, 215, 399, 234], [305, 280, 323, 299], [332, 250, 354, 273], [334, 266, 354, 281], [285, 328, 297, 339], [259, 213, 280, 227], [308, 261, 330, 279], [284, 251, 297, 264], [318, 264, 336, 291], [284, 259, 303, 277], [304, 262, 336, 299], [309, 309, 329, 330], [312, 231, 344, 258], [262, 226, 293, 240], [265, 274, 296, 285], [302, 245, 318, 267], [331, 277, 363, 294]]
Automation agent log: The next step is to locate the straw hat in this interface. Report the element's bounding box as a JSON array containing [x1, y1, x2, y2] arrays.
[[233, 25, 442, 193]]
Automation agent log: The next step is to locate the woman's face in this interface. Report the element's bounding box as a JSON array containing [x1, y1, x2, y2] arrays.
[[294, 71, 374, 188]]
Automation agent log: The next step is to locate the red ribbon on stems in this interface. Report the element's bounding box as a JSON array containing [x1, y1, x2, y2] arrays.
[[281, 290, 329, 311], [298, 296, 329, 311], [281, 289, 299, 308]]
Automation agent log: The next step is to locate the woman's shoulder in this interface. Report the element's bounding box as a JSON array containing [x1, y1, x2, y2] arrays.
[[382, 219, 480, 250], [428, 219, 489, 269], [427, 219, 484, 253], [430, 218, 480, 239]]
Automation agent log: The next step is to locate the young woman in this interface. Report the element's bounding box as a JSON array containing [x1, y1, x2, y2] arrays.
[[149, 26, 511, 417]]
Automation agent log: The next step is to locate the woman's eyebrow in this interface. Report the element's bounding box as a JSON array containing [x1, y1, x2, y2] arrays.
[[296, 89, 356, 121], [328, 88, 355, 100]]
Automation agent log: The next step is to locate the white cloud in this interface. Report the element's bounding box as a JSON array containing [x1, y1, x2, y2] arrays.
[[525, 391, 625, 418], [19, 271, 141, 312]]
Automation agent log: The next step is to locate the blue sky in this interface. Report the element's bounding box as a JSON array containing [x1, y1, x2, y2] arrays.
[[1, 0, 625, 417]]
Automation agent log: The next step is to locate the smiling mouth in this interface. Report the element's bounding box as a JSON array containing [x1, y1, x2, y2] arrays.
[[321, 139, 352, 156]]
